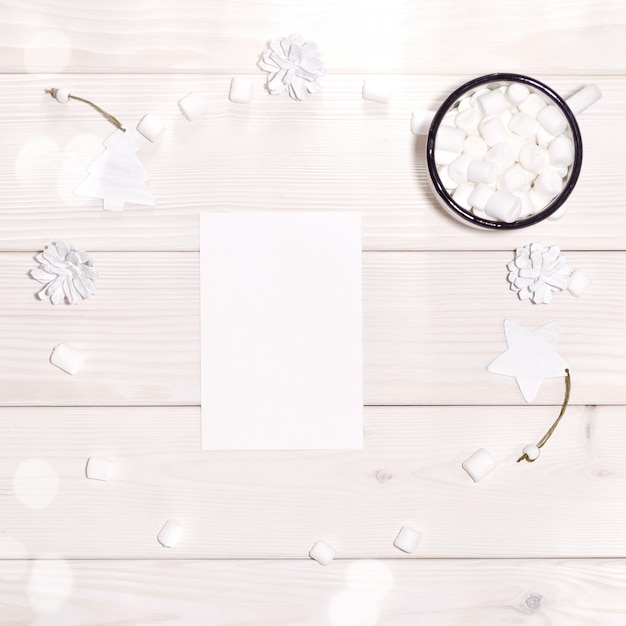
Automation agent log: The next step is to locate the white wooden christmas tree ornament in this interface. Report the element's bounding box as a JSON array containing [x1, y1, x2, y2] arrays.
[[74, 129, 156, 212]]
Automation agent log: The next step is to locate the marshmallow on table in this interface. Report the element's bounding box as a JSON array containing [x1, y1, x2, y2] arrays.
[[85, 457, 115, 481], [229, 77, 253, 104], [53, 88, 70, 103], [393, 526, 422, 554], [50, 343, 84, 375], [309, 540, 335, 566], [410, 110, 436, 135], [485, 191, 522, 222], [567, 269, 590, 297], [523, 444, 540, 461], [136, 114, 165, 143], [462, 448, 497, 482], [178, 91, 207, 121], [362, 79, 392, 103], [157, 520, 185, 548], [566, 84, 602, 116]]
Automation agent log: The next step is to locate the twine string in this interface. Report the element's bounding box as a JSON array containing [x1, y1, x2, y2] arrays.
[[45, 88, 126, 132]]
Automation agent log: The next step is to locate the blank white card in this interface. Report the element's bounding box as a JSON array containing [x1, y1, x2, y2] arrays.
[[200, 212, 363, 450]]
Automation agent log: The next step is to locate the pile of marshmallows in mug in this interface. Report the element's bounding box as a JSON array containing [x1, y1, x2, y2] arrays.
[[415, 83, 600, 223]]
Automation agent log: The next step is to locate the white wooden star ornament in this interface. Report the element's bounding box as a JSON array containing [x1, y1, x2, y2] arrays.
[[487, 319, 568, 402]]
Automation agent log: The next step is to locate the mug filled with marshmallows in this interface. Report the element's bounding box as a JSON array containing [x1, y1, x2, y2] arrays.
[[412, 73, 601, 229]]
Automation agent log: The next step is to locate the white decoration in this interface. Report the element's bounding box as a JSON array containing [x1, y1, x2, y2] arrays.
[[462, 448, 497, 482], [75, 130, 156, 212], [53, 88, 70, 103], [309, 540, 335, 565], [50, 343, 84, 375], [30, 241, 98, 305], [157, 520, 185, 548], [393, 526, 422, 553], [507, 242, 571, 304], [522, 444, 541, 461], [85, 457, 115, 481], [258, 33, 327, 101], [487, 320, 568, 402]]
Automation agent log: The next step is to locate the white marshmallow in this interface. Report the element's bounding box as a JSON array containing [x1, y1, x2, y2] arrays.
[[478, 116, 507, 146], [567, 269, 590, 297], [452, 182, 474, 210], [178, 91, 208, 121], [468, 182, 493, 211], [508, 112, 539, 139], [393, 526, 422, 554], [523, 445, 540, 461], [470, 88, 491, 105], [434, 150, 459, 166], [503, 132, 526, 160], [457, 95, 472, 112], [529, 189, 549, 211], [463, 135, 488, 159], [54, 88, 70, 104], [485, 191, 522, 222], [518, 93, 546, 118], [485, 142, 516, 173], [229, 77, 253, 104], [448, 154, 472, 184], [548, 136, 574, 167], [85, 457, 115, 481], [462, 448, 497, 482], [467, 160, 496, 184], [498, 166, 531, 192], [454, 107, 481, 135], [518, 143, 549, 174], [565, 84, 602, 116], [436, 166, 459, 191], [506, 82, 530, 105], [536, 126, 557, 148], [477, 89, 509, 117], [362, 78, 392, 103], [411, 110, 436, 135], [136, 114, 165, 143], [514, 191, 535, 217], [50, 343, 84, 375], [309, 541, 335, 566], [533, 170, 563, 200], [536, 105, 568, 136], [436, 125, 465, 153], [157, 519, 185, 548]]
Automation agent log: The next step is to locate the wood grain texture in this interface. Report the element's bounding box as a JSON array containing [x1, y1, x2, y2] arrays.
[[0, 75, 623, 251], [1, 0, 625, 74], [0, 250, 624, 406], [2, 405, 626, 559], [1, 558, 626, 626]]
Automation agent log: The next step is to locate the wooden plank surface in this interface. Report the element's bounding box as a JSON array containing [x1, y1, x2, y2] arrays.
[[0, 75, 622, 252], [2, 405, 626, 559], [1, 0, 625, 75], [0, 250, 624, 406], [2, 558, 626, 626]]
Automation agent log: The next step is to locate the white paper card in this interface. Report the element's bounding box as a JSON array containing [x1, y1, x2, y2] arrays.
[[200, 212, 363, 450]]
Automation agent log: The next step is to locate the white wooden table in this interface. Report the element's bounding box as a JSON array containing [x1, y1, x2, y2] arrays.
[[2, 1, 626, 623]]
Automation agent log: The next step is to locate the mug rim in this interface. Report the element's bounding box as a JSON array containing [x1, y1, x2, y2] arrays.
[[425, 73, 584, 230]]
